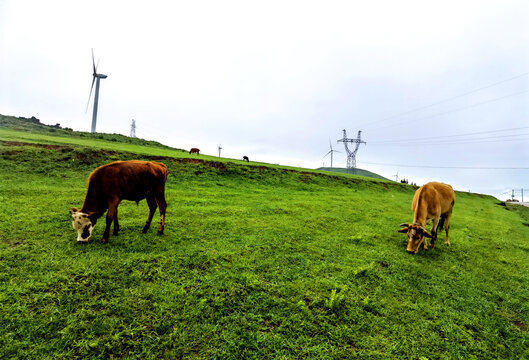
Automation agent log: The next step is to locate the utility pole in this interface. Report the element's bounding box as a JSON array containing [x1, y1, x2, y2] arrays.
[[512, 189, 515, 201], [522, 188, 524, 202], [218, 144, 222, 157]]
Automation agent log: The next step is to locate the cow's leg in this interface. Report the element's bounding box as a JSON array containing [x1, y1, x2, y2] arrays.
[[113, 207, 120, 235], [155, 192, 167, 235], [444, 212, 453, 246], [430, 217, 440, 248], [432, 217, 445, 248], [103, 198, 120, 243], [142, 195, 157, 233]]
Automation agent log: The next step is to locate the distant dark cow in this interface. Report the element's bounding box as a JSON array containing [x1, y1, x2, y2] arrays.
[[70, 160, 168, 244], [243, 156, 249, 162], [398, 182, 455, 254], [189, 148, 200, 154]]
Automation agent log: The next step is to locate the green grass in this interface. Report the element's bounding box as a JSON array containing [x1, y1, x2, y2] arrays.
[[317, 167, 390, 181], [0, 125, 389, 181], [0, 120, 528, 359]]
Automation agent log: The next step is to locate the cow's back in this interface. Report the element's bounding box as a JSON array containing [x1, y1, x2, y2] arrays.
[[413, 182, 455, 216], [429, 182, 455, 214], [88, 160, 167, 202]]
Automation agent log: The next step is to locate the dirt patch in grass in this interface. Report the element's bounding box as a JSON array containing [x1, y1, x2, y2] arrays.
[[2, 140, 68, 151], [513, 320, 528, 331]]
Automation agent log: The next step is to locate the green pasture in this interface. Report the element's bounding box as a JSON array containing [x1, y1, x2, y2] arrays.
[[0, 121, 528, 358]]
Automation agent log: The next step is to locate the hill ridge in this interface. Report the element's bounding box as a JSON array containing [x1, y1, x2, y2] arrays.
[[317, 167, 389, 181]]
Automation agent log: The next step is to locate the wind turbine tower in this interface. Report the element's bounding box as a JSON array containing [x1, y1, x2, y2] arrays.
[[86, 49, 108, 133], [323, 140, 340, 168], [337, 129, 366, 169]]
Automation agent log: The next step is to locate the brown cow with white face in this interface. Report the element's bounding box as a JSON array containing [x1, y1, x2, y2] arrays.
[[70, 160, 168, 243], [398, 182, 455, 254]]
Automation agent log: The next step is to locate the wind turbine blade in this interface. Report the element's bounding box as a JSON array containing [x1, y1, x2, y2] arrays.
[[85, 76, 95, 113], [95, 59, 100, 74], [323, 150, 332, 158], [92, 48, 96, 75]]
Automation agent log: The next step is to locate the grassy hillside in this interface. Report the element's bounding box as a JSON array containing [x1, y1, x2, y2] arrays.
[[318, 167, 390, 181], [0, 119, 528, 359], [0, 114, 176, 150]]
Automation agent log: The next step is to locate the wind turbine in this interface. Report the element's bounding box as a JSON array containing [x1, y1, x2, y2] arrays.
[[323, 140, 340, 168], [393, 171, 399, 182], [86, 49, 108, 133]]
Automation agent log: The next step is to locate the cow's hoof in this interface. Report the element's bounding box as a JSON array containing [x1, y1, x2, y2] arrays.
[[142, 227, 149, 234], [157, 230, 164, 235], [77, 240, 89, 244], [101, 238, 109, 244]]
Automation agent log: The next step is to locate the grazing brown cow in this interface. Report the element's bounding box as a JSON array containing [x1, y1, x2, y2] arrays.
[[189, 148, 200, 154], [398, 182, 455, 254], [70, 160, 168, 243]]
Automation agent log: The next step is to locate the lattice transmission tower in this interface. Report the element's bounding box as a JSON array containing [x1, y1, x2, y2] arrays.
[[130, 119, 136, 138], [337, 129, 366, 169]]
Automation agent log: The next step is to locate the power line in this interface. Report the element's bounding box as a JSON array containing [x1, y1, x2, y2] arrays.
[[358, 161, 529, 170], [373, 137, 529, 146], [370, 133, 529, 146], [374, 89, 529, 130], [370, 125, 529, 144], [361, 71, 529, 129]]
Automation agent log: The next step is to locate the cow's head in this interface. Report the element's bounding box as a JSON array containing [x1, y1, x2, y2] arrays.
[[70, 208, 97, 243], [398, 223, 432, 254]]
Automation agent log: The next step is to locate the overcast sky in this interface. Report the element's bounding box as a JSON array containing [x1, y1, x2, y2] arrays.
[[1, 0, 528, 200]]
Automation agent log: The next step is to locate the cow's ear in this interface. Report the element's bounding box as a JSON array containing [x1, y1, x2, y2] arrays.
[[398, 227, 408, 233], [70, 208, 79, 215]]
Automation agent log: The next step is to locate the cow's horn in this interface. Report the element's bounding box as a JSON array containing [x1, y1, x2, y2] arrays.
[[399, 223, 409, 227]]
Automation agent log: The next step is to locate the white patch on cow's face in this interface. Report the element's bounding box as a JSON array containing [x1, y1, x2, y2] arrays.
[[71, 212, 94, 242], [406, 227, 424, 254]]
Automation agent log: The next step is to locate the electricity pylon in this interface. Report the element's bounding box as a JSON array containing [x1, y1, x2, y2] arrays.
[[130, 119, 136, 138], [337, 129, 366, 169]]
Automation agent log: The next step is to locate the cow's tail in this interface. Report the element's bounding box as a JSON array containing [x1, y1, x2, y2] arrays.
[[161, 164, 168, 182]]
